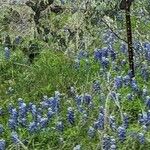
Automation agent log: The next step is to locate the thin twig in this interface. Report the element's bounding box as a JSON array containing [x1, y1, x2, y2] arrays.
[[13, 62, 32, 68]]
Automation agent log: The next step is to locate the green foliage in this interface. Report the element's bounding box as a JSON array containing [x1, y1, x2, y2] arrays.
[[1, 0, 150, 149]]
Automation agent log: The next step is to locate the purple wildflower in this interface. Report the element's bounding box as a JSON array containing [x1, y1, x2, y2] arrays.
[[102, 134, 111, 150], [117, 126, 126, 141], [88, 126, 95, 138], [67, 107, 75, 125], [0, 125, 4, 134], [28, 121, 38, 133], [123, 113, 129, 128], [84, 93, 92, 105], [114, 76, 123, 89], [56, 121, 64, 132], [11, 132, 20, 144], [4, 47, 10, 60], [0, 139, 6, 150], [109, 115, 116, 131], [138, 133, 145, 144]]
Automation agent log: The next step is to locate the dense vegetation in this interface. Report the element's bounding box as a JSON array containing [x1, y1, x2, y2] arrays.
[[1, 0, 150, 149]]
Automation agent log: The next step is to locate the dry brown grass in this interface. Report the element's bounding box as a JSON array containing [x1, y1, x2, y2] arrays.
[[0, 3, 35, 38]]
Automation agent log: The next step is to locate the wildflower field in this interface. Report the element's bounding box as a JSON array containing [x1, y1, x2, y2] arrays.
[[1, 0, 150, 150]]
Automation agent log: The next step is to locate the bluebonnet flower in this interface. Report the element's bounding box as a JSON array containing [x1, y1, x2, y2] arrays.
[[138, 113, 146, 125], [55, 91, 61, 99], [75, 95, 83, 106], [0, 139, 6, 150], [120, 42, 127, 54], [143, 112, 148, 125], [92, 80, 101, 92], [126, 93, 133, 101], [31, 104, 37, 117], [101, 57, 109, 69], [9, 108, 18, 130], [40, 101, 49, 109], [36, 115, 42, 123], [0, 108, 3, 116], [67, 107, 75, 125], [10, 108, 18, 120], [77, 105, 84, 113], [49, 97, 59, 113], [28, 121, 38, 133], [109, 115, 116, 131], [110, 145, 116, 150], [145, 50, 150, 61], [4, 47, 10, 60], [88, 101, 94, 110], [102, 134, 111, 150], [30, 105, 39, 121], [74, 58, 80, 68], [103, 30, 116, 44], [109, 47, 116, 61], [8, 119, 18, 130], [14, 36, 22, 45], [123, 75, 131, 86], [83, 93, 92, 105], [47, 108, 54, 119], [88, 126, 95, 138], [130, 79, 139, 92], [114, 76, 123, 89], [93, 121, 99, 130], [133, 41, 142, 51], [99, 106, 104, 114], [123, 113, 129, 128], [138, 133, 145, 144], [37, 108, 42, 116], [142, 89, 148, 98], [77, 50, 88, 60], [101, 47, 109, 58], [110, 138, 116, 150], [128, 70, 134, 79], [56, 121, 64, 132], [110, 91, 117, 101], [142, 125, 147, 132], [103, 32, 110, 44], [18, 102, 27, 118], [94, 48, 102, 61], [40, 117, 48, 129], [142, 42, 150, 50], [94, 113, 104, 130], [141, 65, 149, 81], [145, 96, 150, 108], [82, 111, 88, 123], [11, 132, 20, 144], [0, 124, 4, 134], [18, 98, 24, 106], [28, 102, 33, 111], [73, 145, 81, 150], [117, 126, 126, 141], [147, 110, 150, 120]]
